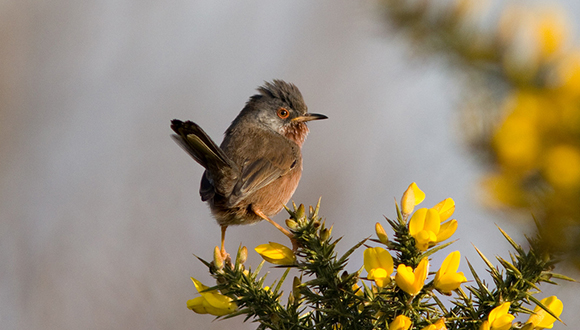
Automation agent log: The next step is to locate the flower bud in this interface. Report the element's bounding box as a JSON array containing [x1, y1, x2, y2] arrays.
[[375, 222, 388, 244], [213, 246, 224, 270], [401, 182, 425, 217], [237, 246, 248, 265], [296, 204, 305, 219], [285, 219, 298, 230], [292, 276, 302, 300], [320, 225, 333, 241]]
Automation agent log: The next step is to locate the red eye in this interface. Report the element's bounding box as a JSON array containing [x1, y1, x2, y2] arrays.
[[277, 107, 290, 119]]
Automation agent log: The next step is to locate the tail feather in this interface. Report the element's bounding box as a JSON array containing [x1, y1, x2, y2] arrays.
[[170, 119, 231, 169]]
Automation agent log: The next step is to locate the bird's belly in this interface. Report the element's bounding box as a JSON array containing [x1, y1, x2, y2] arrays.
[[209, 168, 302, 226], [249, 169, 302, 216]]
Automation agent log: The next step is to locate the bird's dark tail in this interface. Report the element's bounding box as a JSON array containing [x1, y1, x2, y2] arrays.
[[170, 119, 232, 169]]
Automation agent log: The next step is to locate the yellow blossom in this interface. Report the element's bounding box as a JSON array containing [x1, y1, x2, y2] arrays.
[[526, 296, 563, 329], [555, 50, 580, 96], [534, 6, 569, 60], [499, 5, 568, 79], [375, 222, 388, 244], [409, 208, 457, 251], [493, 93, 541, 171], [480, 320, 490, 330], [434, 251, 467, 293], [389, 315, 412, 330], [364, 247, 394, 288], [395, 257, 429, 296], [543, 145, 580, 189], [409, 208, 439, 251], [481, 302, 515, 330], [421, 318, 447, 330], [401, 182, 425, 216], [433, 198, 455, 221], [437, 219, 458, 243], [352, 283, 364, 297], [255, 242, 296, 265], [187, 277, 236, 316], [482, 173, 528, 208]]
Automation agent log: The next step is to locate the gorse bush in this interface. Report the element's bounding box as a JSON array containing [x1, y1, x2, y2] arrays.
[[187, 183, 570, 330]]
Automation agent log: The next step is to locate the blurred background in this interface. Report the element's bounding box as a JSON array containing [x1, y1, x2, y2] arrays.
[[1, 1, 579, 329]]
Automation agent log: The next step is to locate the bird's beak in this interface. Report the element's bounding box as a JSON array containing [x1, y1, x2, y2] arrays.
[[292, 113, 328, 122]]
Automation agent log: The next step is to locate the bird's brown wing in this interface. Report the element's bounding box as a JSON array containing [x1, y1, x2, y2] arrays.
[[226, 140, 299, 208]]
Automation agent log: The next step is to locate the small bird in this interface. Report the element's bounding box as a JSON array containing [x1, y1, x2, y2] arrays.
[[171, 80, 327, 255]]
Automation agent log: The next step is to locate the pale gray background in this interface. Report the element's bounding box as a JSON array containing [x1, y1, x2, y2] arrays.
[[1, 1, 578, 329]]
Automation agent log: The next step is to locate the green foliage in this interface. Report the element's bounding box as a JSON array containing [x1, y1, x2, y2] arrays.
[[192, 200, 572, 330]]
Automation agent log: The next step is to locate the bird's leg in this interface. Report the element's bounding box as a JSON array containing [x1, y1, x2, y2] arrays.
[[220, 225, 229, 259], [254, 208, 298, 251]]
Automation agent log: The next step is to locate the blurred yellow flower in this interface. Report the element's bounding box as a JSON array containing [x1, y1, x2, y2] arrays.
[[401, 182, 425, 216], [543, 145, 580, 189], [526, 296, 563, 329], [421, 318, 447, 330], [364, 247, 394, 288], [255, 242, 296, 265], [493, 94, 541, 171], [409, 208, 457, 251], [499, 4, 568, 80], [555, 50, 580, 96], [534, 6, 569, 60], [395, 257, 429, 296], [480, 302, 515, 330], [187, 277, 236, 316], [481, 173, 528, 208], [434, 251, 467, 293], [389, 315, 412, 330]]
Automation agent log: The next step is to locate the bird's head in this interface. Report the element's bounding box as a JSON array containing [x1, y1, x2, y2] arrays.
[[236, 80, 327, 146]]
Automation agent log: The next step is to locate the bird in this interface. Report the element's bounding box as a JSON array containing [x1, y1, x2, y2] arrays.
[[171, 80, 327, 255]]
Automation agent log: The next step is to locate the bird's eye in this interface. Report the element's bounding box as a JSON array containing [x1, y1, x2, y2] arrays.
[[277, 107, 290, 119]]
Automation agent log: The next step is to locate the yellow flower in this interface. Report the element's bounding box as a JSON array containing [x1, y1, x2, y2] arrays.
[[534, 6, 569, 60], [482, 173, 528, 208], [434, 251, 468, 293], [409, 208, 439, 251], [433, 198, 455, 221], [480, 320, 490, 330], [389, 315, 412, 330], [375, 222, 388, 244], [555, 50, 580, 96], [421, 318, 447, 330], [401, 182, 425, 216], [481, 302, 515, 330], [364, 247, 394, 288], [543, 145, 580, 189], [499, 5, 568, 79], [395, 257, 429, 296], [187, 277, 236, 316], [409, 208, 457, 251], [255, 242, 296, 265], [526, 296, 563, 329], [493, 92, 541, 171]]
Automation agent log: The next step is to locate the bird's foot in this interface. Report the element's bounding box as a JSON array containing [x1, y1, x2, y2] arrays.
[[290, 236, 300, 252], [220, 247, 231, 263]]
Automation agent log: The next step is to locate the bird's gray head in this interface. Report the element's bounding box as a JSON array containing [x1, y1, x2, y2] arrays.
[[231, 80, 327, 146]]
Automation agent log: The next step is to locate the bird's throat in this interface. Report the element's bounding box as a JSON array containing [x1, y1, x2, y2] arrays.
[[283, 122, 309, 147]]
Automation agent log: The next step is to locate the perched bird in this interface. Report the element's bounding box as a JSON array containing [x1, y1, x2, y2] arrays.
[[171, 80, 327, 254]]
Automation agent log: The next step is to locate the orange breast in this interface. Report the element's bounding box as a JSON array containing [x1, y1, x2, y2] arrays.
[[247, 161, 303, 216]]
